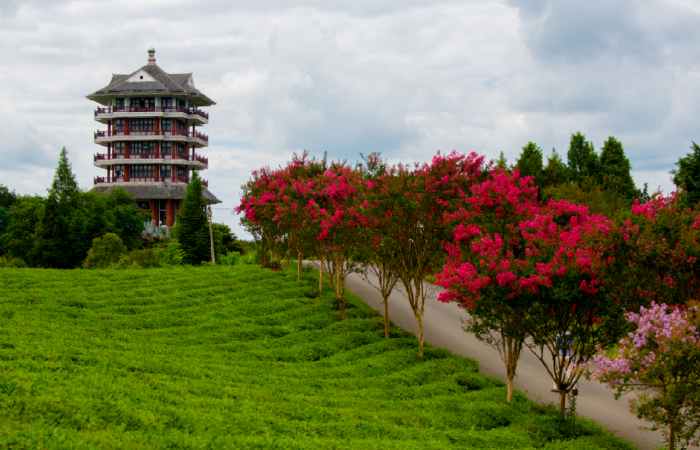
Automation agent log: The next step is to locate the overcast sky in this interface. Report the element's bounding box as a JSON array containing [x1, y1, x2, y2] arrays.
[[1, 0, 699, 238]]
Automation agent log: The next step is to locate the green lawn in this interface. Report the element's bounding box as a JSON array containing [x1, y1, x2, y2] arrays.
[[0, 264, 635, 449]]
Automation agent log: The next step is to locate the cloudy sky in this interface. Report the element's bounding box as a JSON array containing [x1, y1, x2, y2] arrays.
[[1, 0, 699, 237]]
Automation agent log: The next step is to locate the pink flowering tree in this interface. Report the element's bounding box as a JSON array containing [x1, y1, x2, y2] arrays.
[[371, 151, 486, 359], [437, 168, 539, 402], [236, 166, 289, 264], [284, 162, 369, 319], [438, 195, 630, 411], [611, 192, 700, 310], [591, 302, 700, 450]]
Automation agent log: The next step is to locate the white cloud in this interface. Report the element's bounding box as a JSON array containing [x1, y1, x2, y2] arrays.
[[1, 0, 698, 237]]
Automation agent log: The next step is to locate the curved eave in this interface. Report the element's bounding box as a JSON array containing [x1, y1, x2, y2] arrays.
[[85, 93, 216, 107]]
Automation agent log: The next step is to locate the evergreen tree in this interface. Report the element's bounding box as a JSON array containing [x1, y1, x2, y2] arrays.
[[599, 136, 638, 201], [540, 149, 569, 189], [35, 148, 83, 268], [1, 196, 44, 265], [672, 142, 700, 208], [567, 132, 599, 182], [172, 171, 211, 265], [515, 142, 544, 186], [495, 151, 510, 170]]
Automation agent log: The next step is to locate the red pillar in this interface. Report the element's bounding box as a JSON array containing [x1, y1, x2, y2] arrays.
[[154, 164, 160, 182]]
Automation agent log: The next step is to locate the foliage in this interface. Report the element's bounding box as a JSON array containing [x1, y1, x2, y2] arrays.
[[438, 186, 632, 411], [515, 142, 544, 189], [672, 142, 700, 209], [173, 171, 211, 265], [219, 251, 241, 266], [0, 184, 18, 209], [437, 168, 537, 402], [154, 239, 184, 267], [368, 151, 487, 359], [0, 264, 636, 450], [591, 302, 700, 450], [0, 196, 44, 266], [0, 257, 26, 268], [599, 136, 638, 202], [611, 192, 700, 310], [541, 179, 628, 222], [213, 222, 244, 255], [566, 132, 599, 183], [82, 233, 127, 269], [540, 149, 569, 189], [127, 248, 160, 268]]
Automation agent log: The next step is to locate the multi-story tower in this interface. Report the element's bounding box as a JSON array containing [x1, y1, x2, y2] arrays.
[[87, 48, 220, 230]]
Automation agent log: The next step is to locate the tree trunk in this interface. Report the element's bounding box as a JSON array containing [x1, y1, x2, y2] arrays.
[[318, 258, 323, 298], [383, 295, 389, 339], [297, 253, 302, 281], [417, 312, 424, 361], [669, 422, 675, 450], [559, 390, 566, 413], [507, 376, 514, 403], [336, 269, 348, 319]]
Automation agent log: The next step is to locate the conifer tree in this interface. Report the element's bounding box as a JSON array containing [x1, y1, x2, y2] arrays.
[[172, 171, 211, 265], [515, 142, 543, 187], [36, 148, 83, 268], [599, 136, 638, 201], [672, 142, 700, 208], [540, 149, 568, 188], [567, 132, 599, 182], [495, 151, 510, 170]]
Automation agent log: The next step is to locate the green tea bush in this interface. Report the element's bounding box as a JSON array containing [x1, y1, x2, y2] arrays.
[[82, 232, 126, 269], [0, 264, 636, 450]]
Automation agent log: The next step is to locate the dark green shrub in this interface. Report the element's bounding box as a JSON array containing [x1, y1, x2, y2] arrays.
[[154, 240, 184, 267], [128, 248, 159, 268], [82, 233, 126, 269]]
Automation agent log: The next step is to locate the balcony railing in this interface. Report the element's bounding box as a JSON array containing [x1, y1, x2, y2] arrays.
[[94, 152, 208, 165], [95, 106, 209, 120], [94, 129, 209, 142], [94, 175, 209, 187]]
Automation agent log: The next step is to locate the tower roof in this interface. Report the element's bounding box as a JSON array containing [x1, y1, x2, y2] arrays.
[[86, 49, 216, 106]]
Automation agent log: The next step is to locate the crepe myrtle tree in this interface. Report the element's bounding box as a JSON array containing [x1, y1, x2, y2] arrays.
[[293, 163, 369, 319], [353, 153, 402, 338], [371, 151, 486, 359], [591, 302, 700, 450], [609, 192, 700, 312], [437, 168, 539, 402], [236, 165, 289, 264], [439, 197, 631, 411], [274, 152, 330, 283]]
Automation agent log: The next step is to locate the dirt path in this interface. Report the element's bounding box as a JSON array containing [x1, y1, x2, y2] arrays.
[[338, 269, 664, 450]]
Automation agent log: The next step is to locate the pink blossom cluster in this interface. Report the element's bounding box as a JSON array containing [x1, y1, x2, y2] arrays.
[[591, 302, 700, 388]]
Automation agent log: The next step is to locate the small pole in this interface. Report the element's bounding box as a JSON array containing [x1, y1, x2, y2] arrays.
[[207, 206, 215, 264]]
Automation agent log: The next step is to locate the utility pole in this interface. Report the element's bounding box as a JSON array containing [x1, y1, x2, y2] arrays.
[[207, 206, 215, 264]]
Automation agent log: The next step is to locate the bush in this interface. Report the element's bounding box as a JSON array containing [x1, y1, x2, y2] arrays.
[[0, 257, 27, 268], [127, 248, 159, 268], [154, 240, 184, 267], [220, 251, 241, 266], [82, 233, 126, 269]]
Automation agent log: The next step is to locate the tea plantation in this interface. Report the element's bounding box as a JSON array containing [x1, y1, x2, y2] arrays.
[[0, 264, 635, 449]]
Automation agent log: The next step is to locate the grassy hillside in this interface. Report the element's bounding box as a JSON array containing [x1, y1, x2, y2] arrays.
[[0, 264, 634, 450]]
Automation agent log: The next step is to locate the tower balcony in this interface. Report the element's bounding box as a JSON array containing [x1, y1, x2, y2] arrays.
[[94, 129, 209, 148], [94, 106, 209, 125], [93, 152, 208, 170], [94, 175, 209, 188]]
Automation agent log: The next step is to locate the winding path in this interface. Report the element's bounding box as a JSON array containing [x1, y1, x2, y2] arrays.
[[337, 268, 664, 450]]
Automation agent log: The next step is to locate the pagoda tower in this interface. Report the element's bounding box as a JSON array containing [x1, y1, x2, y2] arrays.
[[87, 48, 220, 230]]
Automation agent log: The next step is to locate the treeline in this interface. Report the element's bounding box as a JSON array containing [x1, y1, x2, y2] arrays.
[[0, 148, 243, 268], [237, 133, 700, 450]]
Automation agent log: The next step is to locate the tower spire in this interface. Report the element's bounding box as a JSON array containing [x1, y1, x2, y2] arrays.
[[147, 47, 156, 65]]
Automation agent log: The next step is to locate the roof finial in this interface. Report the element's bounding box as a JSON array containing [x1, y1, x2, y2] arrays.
[[147, 47, 156, 65]]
